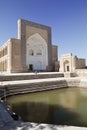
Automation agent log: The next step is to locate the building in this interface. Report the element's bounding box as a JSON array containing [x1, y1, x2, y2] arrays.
[[0, 19, 58, 73], [60, 53, 86, 72]]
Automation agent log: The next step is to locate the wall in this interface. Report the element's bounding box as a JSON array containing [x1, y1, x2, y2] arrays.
[[0, 73, 64, 81], [1, 77, 87, 98], [0, 40, 9, 72], [52, 45, 58, 63], [10, 39, 23, 72], [55, 61, 59, 71], [75, 69, 87, 77], [75, 58, 86, 69], [18, 19, 53, 71], [0, 80, 67, 98]]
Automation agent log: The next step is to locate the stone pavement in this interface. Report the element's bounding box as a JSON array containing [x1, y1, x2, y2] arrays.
[[1, 121, 87, 130]]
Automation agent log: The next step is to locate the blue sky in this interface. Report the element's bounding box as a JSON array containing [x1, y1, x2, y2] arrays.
[[0, 0, 87, 63]]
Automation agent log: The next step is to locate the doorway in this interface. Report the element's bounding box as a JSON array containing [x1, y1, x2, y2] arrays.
[[64, 60, 70, 72], [67, 65, 69, 71], [29, 64, 33, 71]]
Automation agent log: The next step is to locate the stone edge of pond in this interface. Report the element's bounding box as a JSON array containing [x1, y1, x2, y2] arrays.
[[1, 77, 87, 130], [1, 121, 87, 130]]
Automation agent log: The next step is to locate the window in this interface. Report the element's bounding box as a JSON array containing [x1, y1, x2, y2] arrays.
[[36, 49, 42, 56], [29, 49, 34, 56]]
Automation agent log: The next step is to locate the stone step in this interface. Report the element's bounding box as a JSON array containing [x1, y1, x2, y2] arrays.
[[0, 73, 64, 81], [0, 80, 67, 98]]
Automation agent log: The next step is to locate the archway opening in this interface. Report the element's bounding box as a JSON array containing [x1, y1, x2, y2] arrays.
[[26, 33, 48, 71], [64, 60, 70, 72]]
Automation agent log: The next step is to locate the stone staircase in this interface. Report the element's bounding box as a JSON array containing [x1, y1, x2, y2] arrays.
[[0, 79, 67, 98], [0, 73, 64, 81], [0, 72, 66, 98]]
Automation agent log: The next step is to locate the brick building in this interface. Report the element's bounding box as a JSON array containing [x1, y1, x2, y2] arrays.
[[0, 19, 58, 73]]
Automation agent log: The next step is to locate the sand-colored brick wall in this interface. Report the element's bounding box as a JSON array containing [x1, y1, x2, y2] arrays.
[[10, 38, 23, 72], [52, 45, 58, 63], [18, 19, 53, 71], [0, 40, 9, 72], [75, 58, 86, 69], [26, 26, 48, 43]]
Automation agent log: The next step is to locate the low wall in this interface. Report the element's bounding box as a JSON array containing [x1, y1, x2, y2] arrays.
[[0, 73, 64, 81], [75, 69, 87, 77], [0, 79, 67, 98], [66, 78, 87, 88], [0, 77, 87, 98], [64, 72, 77, 77], [66, 78, 80, 87]]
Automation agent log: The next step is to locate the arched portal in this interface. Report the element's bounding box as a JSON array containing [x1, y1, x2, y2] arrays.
[[64, 60, 70, 72], [26, 33, 48, 71]]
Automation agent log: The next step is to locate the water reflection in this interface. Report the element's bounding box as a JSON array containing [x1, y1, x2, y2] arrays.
[[57, 91, 77, 109], [7, 88, 87, 127]]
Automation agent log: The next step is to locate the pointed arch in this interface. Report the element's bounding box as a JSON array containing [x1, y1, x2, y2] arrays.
[[26, 33, 48, 71], [64, 60, 70, 72], [27, 33, 47, 46]]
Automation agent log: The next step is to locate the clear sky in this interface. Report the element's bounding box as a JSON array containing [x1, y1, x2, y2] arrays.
[[0, 0, 87, 63]]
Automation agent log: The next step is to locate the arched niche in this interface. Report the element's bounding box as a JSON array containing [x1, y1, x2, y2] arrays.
[[63, 60, 70, 72], [26, 33, 48, 71]]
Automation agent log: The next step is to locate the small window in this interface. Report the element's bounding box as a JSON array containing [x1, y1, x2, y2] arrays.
[[29, 50, 34, 56], [36, 49, 42, 55]]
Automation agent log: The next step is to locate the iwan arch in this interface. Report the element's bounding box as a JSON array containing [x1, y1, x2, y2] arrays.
[[26, 33, 48, 71], [0, 19, 58, 73], [60, 53, 86, 72]]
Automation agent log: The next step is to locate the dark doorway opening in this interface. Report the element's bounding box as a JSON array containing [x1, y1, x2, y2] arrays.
[[29, 64, 33, 71], [67, 66, 69, 71]]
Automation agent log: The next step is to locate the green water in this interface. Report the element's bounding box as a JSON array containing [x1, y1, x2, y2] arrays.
[[7, 88, 87, 126]]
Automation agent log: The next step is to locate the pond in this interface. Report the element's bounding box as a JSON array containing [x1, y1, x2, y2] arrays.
[[7, 87, 87, 127]]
